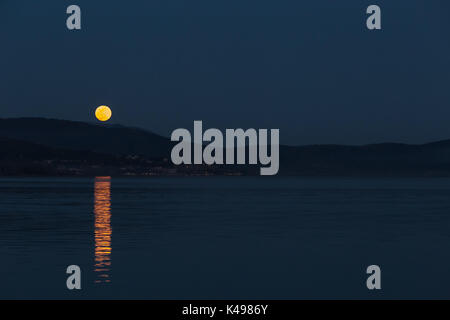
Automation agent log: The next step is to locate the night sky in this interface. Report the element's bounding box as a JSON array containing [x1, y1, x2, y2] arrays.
[[1, 0, 449, 145]]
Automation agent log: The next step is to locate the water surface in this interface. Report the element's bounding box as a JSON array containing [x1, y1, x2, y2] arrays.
[[0, 177, 449, 299]]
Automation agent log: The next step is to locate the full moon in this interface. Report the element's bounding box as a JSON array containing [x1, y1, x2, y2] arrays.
[[95, 105, 112, 122]]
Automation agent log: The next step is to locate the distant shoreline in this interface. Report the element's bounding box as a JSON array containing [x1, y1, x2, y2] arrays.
[[2, 117, 450, 177]]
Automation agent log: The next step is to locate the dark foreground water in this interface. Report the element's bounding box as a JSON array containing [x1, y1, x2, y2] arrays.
[[0, 177, 449, 299]]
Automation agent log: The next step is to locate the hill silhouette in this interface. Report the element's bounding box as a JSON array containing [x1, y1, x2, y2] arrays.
[[0, 136, 106, 160], [0, 118, 171, 159], [280, 141, 450, 175], [1, 117, 450, 176], [0, 135, 126, 176]]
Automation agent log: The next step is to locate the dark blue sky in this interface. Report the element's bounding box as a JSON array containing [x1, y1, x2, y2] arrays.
[[1, 0, 449, 145]]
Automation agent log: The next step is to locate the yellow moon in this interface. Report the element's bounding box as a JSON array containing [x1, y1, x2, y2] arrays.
[[95, 105, 112, 122]]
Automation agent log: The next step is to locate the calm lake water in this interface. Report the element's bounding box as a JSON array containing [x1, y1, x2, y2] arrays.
[[0, 177, 450, 299]]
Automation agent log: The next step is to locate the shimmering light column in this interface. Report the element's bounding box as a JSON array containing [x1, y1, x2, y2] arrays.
[[94, 176, 112, 283]]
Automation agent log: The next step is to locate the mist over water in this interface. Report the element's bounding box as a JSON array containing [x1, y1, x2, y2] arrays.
[[1, 177, 449, 299]]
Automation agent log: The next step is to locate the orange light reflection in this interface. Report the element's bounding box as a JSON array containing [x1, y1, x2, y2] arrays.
[[94, 176, 112, 283]]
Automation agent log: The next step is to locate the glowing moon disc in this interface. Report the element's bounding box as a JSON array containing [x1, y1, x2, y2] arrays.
[[95, 105, 112, 122]]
